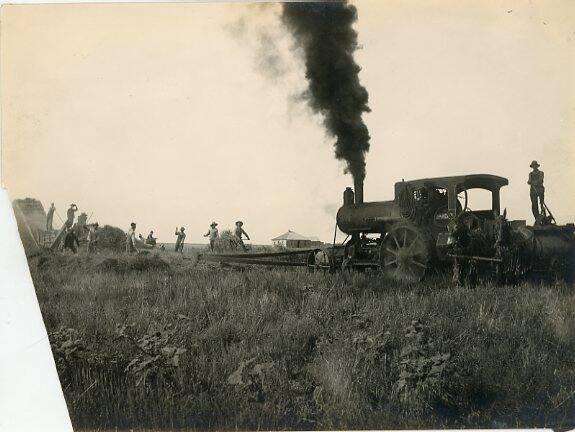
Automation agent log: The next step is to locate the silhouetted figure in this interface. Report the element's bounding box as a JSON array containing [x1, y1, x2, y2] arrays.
[[66, 203, 78, 228], [77, 212, 88, 235], [528, 160, 545, 224], [175, 227, 186, 253], [126, 222, 138, 253], [204, 222, 219, 252], [63, 227, 79, 254], [46, 203, 55, 230], [234, 221, 250, 251], [84, 222, 99, 254], [146, 231, 157, 246]]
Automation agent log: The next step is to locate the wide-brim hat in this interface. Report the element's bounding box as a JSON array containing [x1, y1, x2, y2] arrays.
[[530, 160, 540, 168], [180, 227, 185, 231], [236, 221, 243, 226], [210, 222, 218, 227]]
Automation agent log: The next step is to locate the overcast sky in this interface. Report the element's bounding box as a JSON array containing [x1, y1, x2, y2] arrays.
[[2, 0, 574, 244]]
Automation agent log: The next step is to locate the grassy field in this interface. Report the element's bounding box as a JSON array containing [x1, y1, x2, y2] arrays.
[[29, 249, 575, 431]]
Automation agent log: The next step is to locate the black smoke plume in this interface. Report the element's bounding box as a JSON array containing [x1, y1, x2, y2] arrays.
[[282, 1, 370, 182]]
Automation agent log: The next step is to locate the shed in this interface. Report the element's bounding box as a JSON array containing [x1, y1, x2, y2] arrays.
[[271, 230, 312, 249], [307, 236, 324, 247], [12, 198, 47, 255]]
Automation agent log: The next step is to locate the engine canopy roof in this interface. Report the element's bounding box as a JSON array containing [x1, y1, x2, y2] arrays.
[[395, 174, 509, 193]]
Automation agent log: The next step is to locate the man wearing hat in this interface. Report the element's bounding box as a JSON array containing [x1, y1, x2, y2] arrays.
[[84, 222, 99, 254], [126, 222, 138, 253], [528, 160, 545, 223], [146, 230, 158, 247], [174, 227, 186, 253], [63, 225, 80, 254], [66, 203, 78, 228], [204, 222, 219, 252], [234, 221, 250, 252]]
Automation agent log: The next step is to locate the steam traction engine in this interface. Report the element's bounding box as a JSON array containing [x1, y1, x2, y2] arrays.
[[320, 175, 575, 283]]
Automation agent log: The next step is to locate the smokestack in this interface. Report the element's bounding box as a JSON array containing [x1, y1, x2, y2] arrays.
[[354, 180, 363, 204], [282, 2, 371, 183]]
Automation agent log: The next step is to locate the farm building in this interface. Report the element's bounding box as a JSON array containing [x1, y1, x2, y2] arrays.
[[271, 230, 323, 248], [12, 198, 48, 255], [14, 198, 47, 231], [307, 236, 324, 247], [12, 198, 69, 254]]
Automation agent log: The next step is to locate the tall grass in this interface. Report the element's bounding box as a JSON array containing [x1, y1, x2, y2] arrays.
[[30, 251, 575, 431]]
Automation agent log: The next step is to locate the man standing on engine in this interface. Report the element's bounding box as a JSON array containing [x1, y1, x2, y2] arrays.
[[528, 160, 545, 224]]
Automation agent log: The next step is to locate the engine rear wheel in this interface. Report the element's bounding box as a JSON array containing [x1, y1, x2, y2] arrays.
[[381, 224, 430, 282]]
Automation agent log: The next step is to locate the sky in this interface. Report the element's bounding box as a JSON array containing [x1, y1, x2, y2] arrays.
[[2, 0, 574, 245]]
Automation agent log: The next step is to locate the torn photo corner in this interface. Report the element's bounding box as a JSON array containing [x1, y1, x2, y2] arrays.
[[1, 0, 574, 430]]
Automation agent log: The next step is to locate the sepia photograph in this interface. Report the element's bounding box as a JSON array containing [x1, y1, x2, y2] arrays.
[[1, 0, 575, 430]]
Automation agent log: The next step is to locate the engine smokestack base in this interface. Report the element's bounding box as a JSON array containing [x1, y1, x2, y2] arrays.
[[343, 187, 355, 206], [354, 180, 364, 204]]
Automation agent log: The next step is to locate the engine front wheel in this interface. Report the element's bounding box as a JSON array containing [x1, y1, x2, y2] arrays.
[[380, 224, 430, 282]]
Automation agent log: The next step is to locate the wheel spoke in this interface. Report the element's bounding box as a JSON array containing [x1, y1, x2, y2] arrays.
[[412, 250, 428, 261], [407, 234, 426, 253], [410, 258, 427, 269], [385, 247, 398, 256], [406, 236, 417, 252], [403, 229, 408, 247], [392, 234, 400, 249], [401, 266, 411, 279], [384, 258, 397, 267], [402, 265, 418, 281]]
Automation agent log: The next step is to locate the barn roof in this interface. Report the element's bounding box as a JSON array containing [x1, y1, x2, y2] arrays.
[[271, 230, 310, 241]]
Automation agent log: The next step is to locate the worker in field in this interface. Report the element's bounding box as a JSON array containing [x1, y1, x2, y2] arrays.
[[204, 222, 219, 252], [528, 160, 545, 223], [63, 226, 80, 254], [46, 203, 56, 230], [175, 227, 186, 252], [126, 222, 138, 253], [75, 212, 88, 238], [66, 203, 78, 227], [234, 221, 250, 251], [84, 222, 99, 254], [146, 231, 157, 246]]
